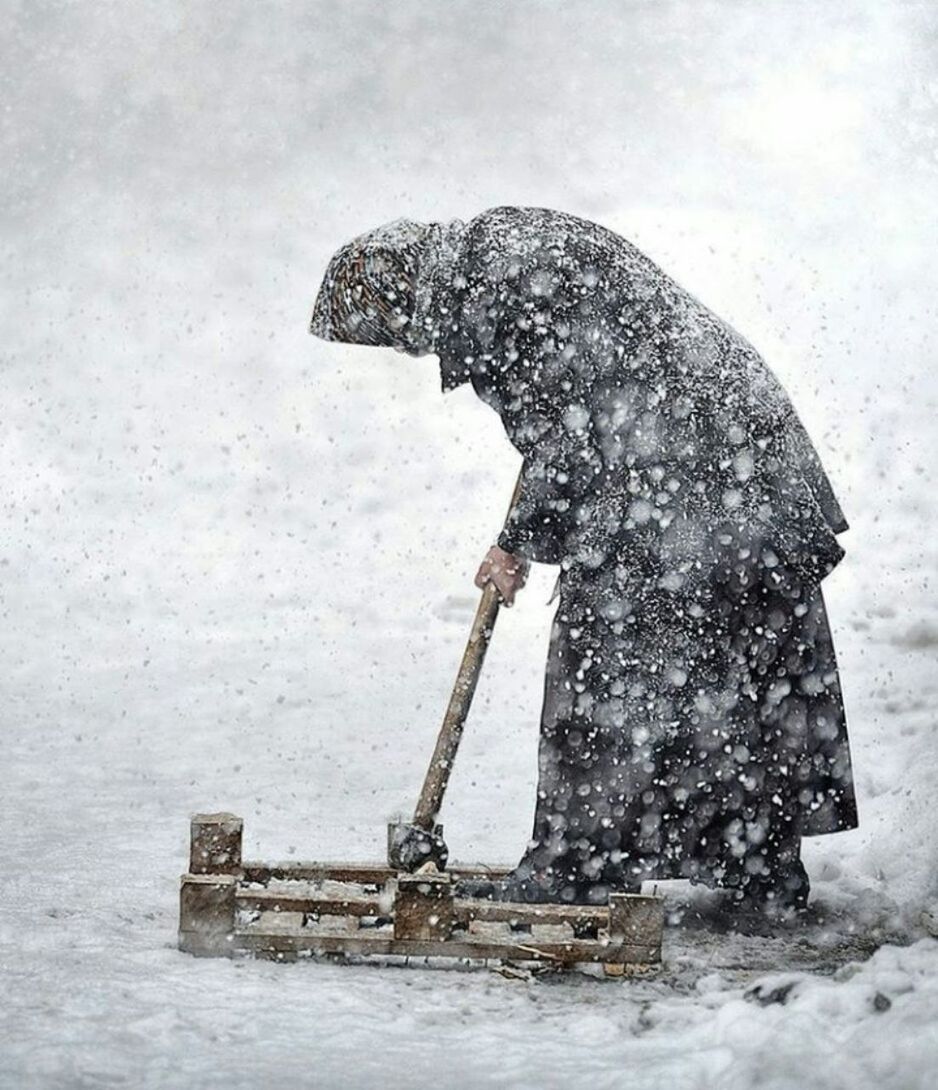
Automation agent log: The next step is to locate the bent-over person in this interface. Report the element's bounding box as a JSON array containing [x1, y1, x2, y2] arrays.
[[310, 206, 857, 915]]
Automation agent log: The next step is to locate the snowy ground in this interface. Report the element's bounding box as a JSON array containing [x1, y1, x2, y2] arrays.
[[3, 2, 938, 1088]]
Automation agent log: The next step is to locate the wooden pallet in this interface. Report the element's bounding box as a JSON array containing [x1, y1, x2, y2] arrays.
[[178, 813, 664, 973]]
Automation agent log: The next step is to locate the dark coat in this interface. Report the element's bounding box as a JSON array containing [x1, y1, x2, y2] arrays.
[[313, 205, 858, 900], [437, 206, 857, 892]]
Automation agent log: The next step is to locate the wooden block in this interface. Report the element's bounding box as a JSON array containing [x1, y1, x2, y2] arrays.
[[608, 893, 664, 961], [393, 873, 455, 941], [179, 873, 237, 957], [189, 812, 243, 875]]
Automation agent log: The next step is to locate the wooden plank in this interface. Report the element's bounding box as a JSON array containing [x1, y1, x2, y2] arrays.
[[467, 919, 509, 938], [236, 889, 386, 916], [240, 861, 513, 884], [233, 887, 610, 931], [234, 929, 658, 965], [253, 910, 306, 934], [456, 901, 608, 929], [241, 862, 392, 884]]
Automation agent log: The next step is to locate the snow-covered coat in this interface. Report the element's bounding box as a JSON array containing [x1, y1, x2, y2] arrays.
[[311, 206, 858, 899]]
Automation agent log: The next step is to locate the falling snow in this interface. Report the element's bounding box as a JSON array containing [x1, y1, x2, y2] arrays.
[[3, 2, 938, 1089]]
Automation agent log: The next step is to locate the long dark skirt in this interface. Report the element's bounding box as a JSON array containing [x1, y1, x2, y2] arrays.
[[516, 562, 857, 904]]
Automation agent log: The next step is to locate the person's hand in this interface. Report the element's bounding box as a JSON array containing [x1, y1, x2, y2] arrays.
[[474, 545, 529, 606]]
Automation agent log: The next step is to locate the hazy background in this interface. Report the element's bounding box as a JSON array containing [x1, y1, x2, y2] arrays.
[[3, 0, 937, 947], [4, 3, 938, 1087]]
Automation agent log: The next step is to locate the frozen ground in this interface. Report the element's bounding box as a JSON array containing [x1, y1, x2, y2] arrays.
[[3, 2, 938, 1088]]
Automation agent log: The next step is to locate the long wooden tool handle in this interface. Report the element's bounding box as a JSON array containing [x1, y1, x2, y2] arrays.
[[412, 470, 524, 829]]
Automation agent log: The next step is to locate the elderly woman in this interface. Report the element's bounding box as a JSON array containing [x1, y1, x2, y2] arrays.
[[310, 206, 857, 914]]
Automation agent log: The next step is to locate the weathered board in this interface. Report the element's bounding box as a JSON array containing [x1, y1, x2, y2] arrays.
[[178, 813, 665, 972]]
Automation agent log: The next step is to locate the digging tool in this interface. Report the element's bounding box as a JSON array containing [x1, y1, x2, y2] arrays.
[[387, 471, 525, 872], [181, 473, 667, 971]]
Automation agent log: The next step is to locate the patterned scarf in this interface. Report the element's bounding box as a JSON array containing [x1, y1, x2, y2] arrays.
[[310, 217, 467, 357]]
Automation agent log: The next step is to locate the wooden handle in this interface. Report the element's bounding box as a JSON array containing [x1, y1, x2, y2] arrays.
[[412, 470, 524, 829]]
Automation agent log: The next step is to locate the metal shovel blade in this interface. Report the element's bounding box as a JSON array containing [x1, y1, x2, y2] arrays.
[[387, 820, 449, 873]]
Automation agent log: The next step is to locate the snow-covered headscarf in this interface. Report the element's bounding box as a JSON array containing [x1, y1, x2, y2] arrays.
[[310, 217, 467, 357]]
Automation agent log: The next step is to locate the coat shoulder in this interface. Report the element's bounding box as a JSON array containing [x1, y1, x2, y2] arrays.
[[467, 206, 626, 252]]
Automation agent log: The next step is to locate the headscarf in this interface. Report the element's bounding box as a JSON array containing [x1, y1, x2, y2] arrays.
[[309, 219, 426, 348], [310, 217, 468, 360]]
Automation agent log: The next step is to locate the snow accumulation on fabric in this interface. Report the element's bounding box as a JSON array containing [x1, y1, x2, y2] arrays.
[[2, 2, 938, 1089]]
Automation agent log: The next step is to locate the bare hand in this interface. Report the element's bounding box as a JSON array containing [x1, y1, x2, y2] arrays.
[[474, 545, 529, 606]]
